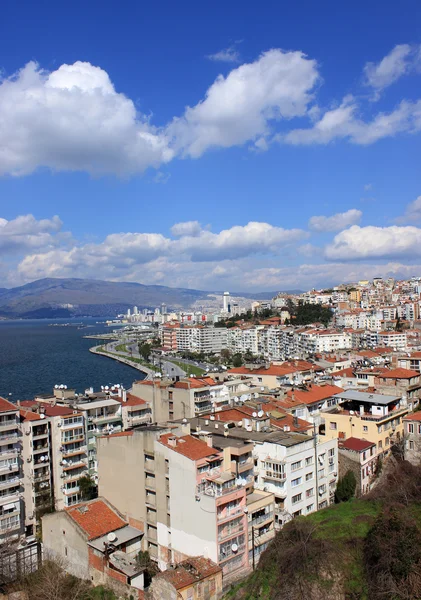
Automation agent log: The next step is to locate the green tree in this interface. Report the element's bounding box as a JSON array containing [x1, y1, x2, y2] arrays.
[[335, 470, 357, 503], [232, 353, 243, 368], [79, 475, 98, 501], [138, 342, 151, 362]]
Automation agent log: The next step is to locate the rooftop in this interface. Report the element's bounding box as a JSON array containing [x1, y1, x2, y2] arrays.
[[66, 498, 127, 540], [339, 437, 376, 452], [159, 433, 220, 461], [333, 389, 401, 406], [153, 557, 221, 590], [0, 397, 18, 413]]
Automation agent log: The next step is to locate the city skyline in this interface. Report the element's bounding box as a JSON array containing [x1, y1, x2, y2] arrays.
[[1, 0, 421, 291]]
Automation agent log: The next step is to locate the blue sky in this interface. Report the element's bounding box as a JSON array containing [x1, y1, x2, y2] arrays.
[[0, 0, 421, 291]]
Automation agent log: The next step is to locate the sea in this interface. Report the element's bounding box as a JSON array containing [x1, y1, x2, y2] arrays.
[[0, 318, 145, 401]]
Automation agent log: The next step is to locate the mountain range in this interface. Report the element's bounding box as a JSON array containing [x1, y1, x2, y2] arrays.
[[0, 278, 300, 318]]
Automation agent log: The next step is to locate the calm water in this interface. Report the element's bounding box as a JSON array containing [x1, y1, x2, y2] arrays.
[[0, 318, 145, 400]]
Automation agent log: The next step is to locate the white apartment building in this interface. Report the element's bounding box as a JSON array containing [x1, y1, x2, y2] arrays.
[[176, 326, 228, 354], [378, 331, 407, 351], [0, 398, 23, 544], [297, 329, 352, 355], [254, 433, 338, 526]]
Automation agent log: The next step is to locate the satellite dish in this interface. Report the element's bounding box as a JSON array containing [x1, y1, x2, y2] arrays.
[[107, 532, 117, 543], [260, 387, 265, 391], [64, 385, 67, 390], [252, 412, 257, 418], [258, 410, 264, 417], [105, 386, 109, 390], [55, 385, 59, 389], [231, 543, 238, 553], [350, 410, 354, 415]]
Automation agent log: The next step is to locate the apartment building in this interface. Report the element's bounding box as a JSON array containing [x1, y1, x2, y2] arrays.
[[338, 438, 377, 496], [321, 390, 409, 459], [297, 329, 352, 355], [76, 398, 122, 476], [131, 376, 255, 422], [245, 490, 275, 566], [227, 361, 316, 388], [377, 330, 407, 351], [276, 384, 343, 426], [175, 327, 228, 354], [20, 409, 52, 537], [403, 412, 421, 464], [0, 398, 23, 544], [49, 407, 89, 510]]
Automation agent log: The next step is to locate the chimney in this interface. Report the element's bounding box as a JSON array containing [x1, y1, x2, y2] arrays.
[[17, 399, 21, 407], [293, 415, 299, 428], [122, 389, 127, 403], [291, 389, 295, 402], [168, 436, 177, 447], [206, 434, 213, 447]]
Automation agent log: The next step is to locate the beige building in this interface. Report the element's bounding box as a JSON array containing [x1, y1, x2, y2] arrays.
[[321, 390, 408, 459], [338, 437, 377, 496], [147, 556, 222, 600], [0, 398, 23, 544], [246, 490, 275, 567], [403, 412, 421, 464]]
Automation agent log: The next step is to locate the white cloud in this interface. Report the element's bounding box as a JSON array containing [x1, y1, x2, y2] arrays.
[[0, 214, 65, 254], [395, 196, 421, 223], [325, 224, 421, 260], [308, 209, 362, 232], [168, 49, 320, 158], [207, 45, 240, 64], [364, 44, 414, 93], [13, 220, 308, 286], [284, 96, 421, 145], [0, 61, 173, 176], [364, 183, 372, 191], [170, 221, 202, 237]]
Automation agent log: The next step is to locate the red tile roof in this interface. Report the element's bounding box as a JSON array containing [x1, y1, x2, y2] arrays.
[[154, 557, 221, 590], [172, 377, 218, 389], [0, 397, 18, 413], [228, 361, 315, 377], [159, 434, 219, 461], [339, 437, 376, 452], [283, 384, 343, 406], [104, 431, 134, 438], [66, 498, 127, 540], [403, 412, 421, 422], [378, 368, 419, 379], [119, 393, 147, 407], [19, 409, 42, 421]]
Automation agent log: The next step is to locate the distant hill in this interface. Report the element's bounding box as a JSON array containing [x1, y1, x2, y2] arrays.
[[0, 278, 302, 318]]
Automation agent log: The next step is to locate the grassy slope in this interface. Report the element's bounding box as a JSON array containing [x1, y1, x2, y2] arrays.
[[225, 499, 421, 600]]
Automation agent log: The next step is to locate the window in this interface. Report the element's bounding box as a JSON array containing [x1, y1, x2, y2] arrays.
[[362, 451, 366, 460], [409, 441, 415, 450], [292, 493, 302, 504], [363, 426, 368, 433], [418, 424, 421, 435], [306, 488, 314, 498], [385, 437, 390, 446], [305, 472, 313, 481], [291, 461, 302, 471], [328, 448, 335, 457], [329, 422, 337, 430], [378, 441, 383, 449], [306, 504, 314, 513], [305, 457, 313, 466], [291, 477, 302, 487]]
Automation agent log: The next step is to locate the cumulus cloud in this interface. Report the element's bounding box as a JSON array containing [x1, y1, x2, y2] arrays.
[[308, 209, 362, 232], [207, 45, 241, 63], [284, 96, 421, 145], [325, 224, 421, 261], [168, 49, 320, 158], [12, 219, 308, 286], [364, 44, 420, 94], [395, 196, 421, 224], [170, 221, 202, 237], [0, 61, 173, 177], [0, 214, 65, 254]]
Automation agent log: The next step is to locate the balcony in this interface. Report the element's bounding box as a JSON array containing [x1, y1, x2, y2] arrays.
[[195, 404, 212, 415], [218, 524, 243, 542], [146, 511, 157, 525], [0, 492, 19, 506], [358, 407, 409, 421], [217, 506, 243, 522], [0, 448, 18, 459], [250, 511, 274, 528], [0, 433, 18, 445], [63, 486, 80, 495], [61, 420, 84, 430], [93, 414, 121, 425], [33, 444, 49, 454], [219, 544, 246, 562], [34, 472, 50, 483], [32, 429, 48, 440], [0, 477, 20, 490], [127, 413, 151, 425], [61, 436, 84, 445], [263, 471, 286, 482], [0, 420, 18, 432], [0, 462, 19, 475], [61, 445, 87, 458]]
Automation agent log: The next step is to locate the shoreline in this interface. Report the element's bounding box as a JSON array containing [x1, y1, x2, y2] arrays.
[[89, 345, 154, 380]]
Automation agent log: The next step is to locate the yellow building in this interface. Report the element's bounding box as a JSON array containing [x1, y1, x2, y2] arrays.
[[349, 289, 361, 303], [321, 390, 409, 459]]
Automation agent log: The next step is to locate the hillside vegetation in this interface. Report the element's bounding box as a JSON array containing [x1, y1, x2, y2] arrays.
[[226, 461, 421, 600]]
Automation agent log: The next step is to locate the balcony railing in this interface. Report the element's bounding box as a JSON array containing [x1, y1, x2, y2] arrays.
[[250, 511, 274, 527], [359, 407, 409, 421], [218, 525, 243, 542], [0, 421, 18, 432], [263, 471, 286, 481], [219, 544, 246, 562], [217, 506, 243, 522], [0, 492, 20, 506], [93, 414, 121, 424], [0, 433, 18, 445]]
